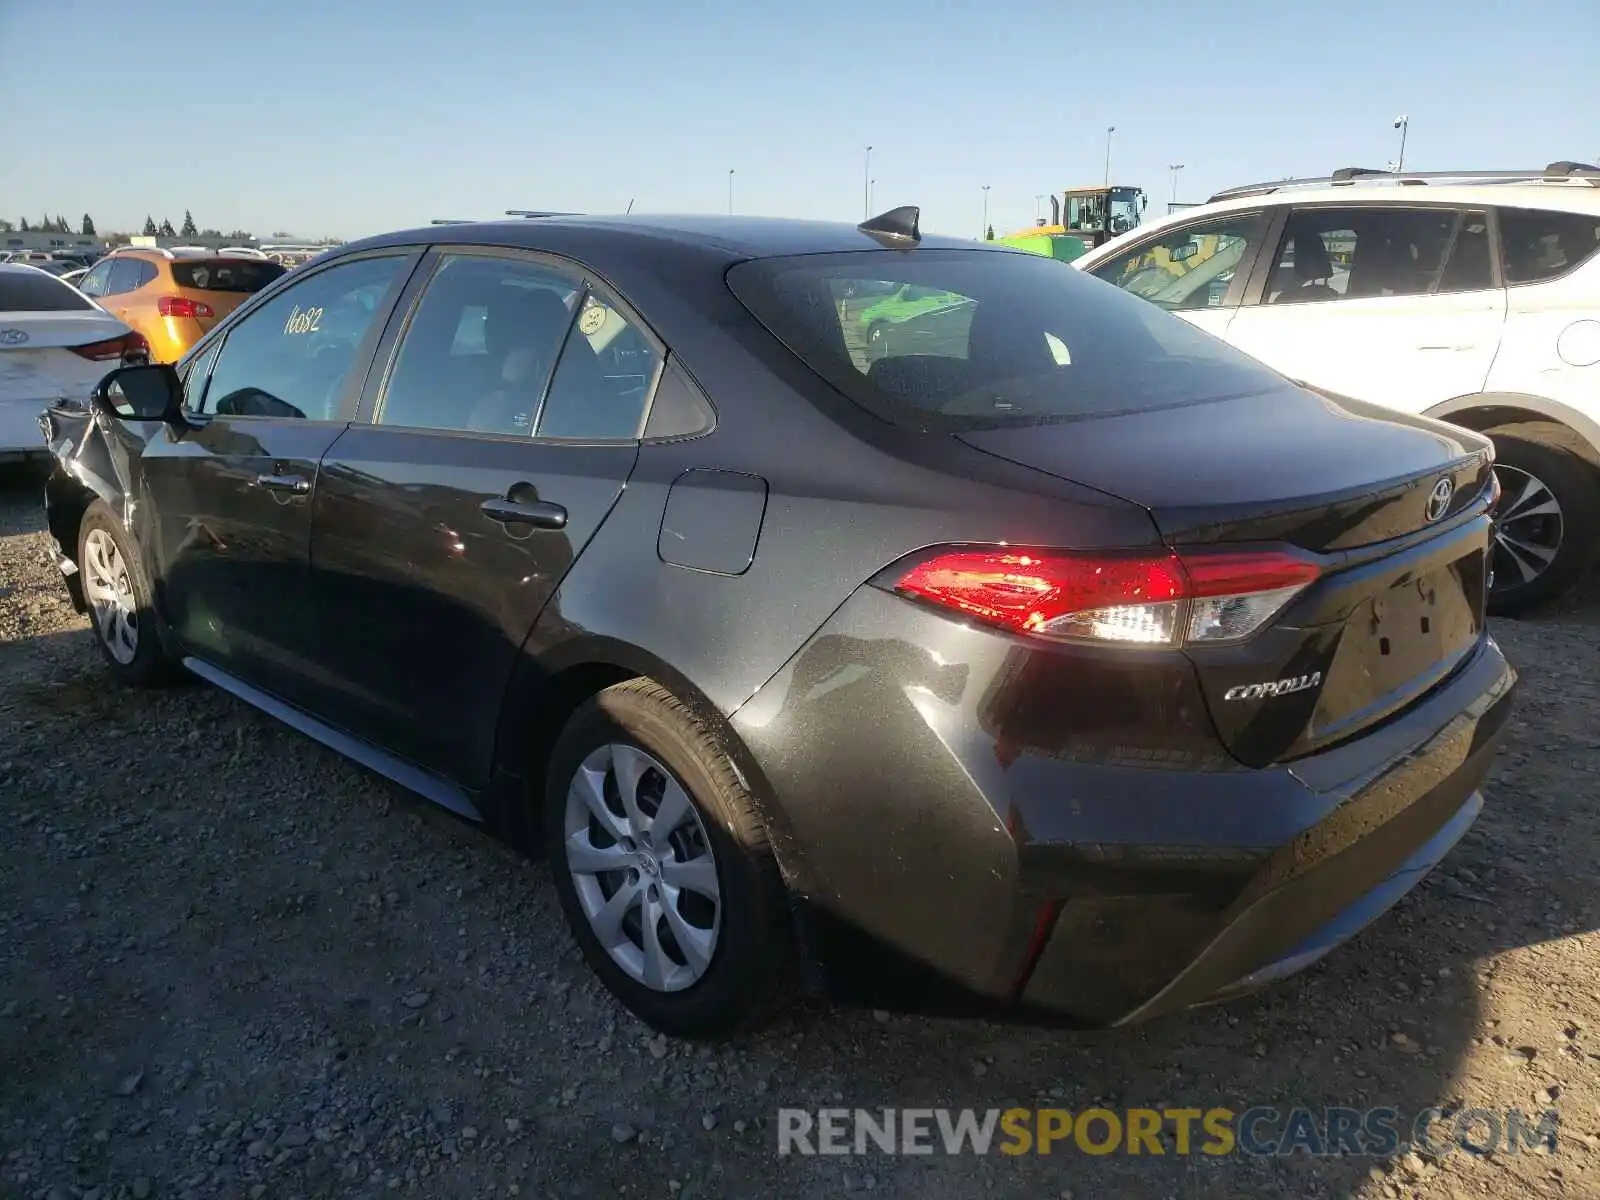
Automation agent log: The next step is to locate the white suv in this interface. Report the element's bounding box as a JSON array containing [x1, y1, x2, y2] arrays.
[[1076, 163, 1600, 613]]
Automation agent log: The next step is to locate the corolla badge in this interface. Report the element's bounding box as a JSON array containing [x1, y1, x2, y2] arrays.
[[0, 328, 29, 345], [1425, 477, 1454, 522], [1224, 672, 1323, 702]]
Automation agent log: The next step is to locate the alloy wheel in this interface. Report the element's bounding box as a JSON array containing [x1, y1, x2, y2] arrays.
[[1491, 464, 1563, 592], [81, 529, 138, 664], [562, 743, 721, 992]]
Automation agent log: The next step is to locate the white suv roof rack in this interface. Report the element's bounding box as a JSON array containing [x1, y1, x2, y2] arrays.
[[1209, 160, 1600, 203]]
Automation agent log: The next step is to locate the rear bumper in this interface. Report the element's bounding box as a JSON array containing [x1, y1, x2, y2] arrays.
[[0, 400, 48, 457], [732, 586, 1516, 1026]]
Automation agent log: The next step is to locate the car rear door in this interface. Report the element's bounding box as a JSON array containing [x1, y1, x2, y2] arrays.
[[309, 247, 662, 785], [1222, 204, 1505, 411], [138, 250, 418, 705]]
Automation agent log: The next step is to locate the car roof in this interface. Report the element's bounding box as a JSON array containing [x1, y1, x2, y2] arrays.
[[341, 213, 1004, 262], [1080, 180, 1600, 265]]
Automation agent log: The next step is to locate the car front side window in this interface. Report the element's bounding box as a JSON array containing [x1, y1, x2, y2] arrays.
[[1089, 212, 1265, 311], [77, 261, 113, 296], [198, 255, 408, 420]]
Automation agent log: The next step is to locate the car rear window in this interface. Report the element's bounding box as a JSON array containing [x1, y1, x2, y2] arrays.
[[0, 269, 95, 312], [726, 249, 1288, 431], [169, 259, 287, 293]]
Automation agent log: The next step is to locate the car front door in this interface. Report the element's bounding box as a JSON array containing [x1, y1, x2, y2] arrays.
[[1222, 205, 1504, 412], [309, 248, 662, 785], [138, 250, 417, 703], [1082, 208, 1271, 341]]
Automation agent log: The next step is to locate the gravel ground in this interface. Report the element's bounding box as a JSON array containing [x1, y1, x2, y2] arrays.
[[2, 468, 1598, 1200]]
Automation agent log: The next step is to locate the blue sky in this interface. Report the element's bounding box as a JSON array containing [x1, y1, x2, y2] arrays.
[[2, 0, 1595, 240]]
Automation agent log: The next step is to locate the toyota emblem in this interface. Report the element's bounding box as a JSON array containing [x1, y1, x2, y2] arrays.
[[0, 328, 28, 345], [1425, 477, 1454, 523]]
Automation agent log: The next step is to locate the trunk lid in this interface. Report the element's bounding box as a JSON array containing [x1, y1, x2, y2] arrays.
[[957, 386, 1497, 766], [955, 386, 1493, 551], [0, 312, 131, 407]]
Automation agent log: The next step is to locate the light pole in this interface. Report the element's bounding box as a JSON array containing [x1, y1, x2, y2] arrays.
[[869, 178, 875, 212], [727, 169, 734, 215], [981, 185, 991, 238], [863, 145, 873, 218], [1393, 115, 1409, 173], [1168, 163, 1184, 207], [1104, 125, 1116, 186]]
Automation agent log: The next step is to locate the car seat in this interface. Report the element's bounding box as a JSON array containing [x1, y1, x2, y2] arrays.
[[1273, 229, 1341, 303]]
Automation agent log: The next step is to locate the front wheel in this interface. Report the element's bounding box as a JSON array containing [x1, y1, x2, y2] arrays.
[[1487, 432, 1599, 615], [76, 500, 175, 686], [544, 679, 793, 1037]]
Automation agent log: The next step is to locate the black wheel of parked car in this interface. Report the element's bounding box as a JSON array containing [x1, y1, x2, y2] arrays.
[[544, 678, 794, 1037], [1487, 432, 1600, 616], [76, 501, 176, 686]]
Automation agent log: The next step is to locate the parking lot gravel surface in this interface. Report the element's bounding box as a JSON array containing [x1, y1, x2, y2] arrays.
[[2, 469, 1598, 1200]]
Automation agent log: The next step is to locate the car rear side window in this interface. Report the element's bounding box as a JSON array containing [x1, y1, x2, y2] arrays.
[[1263, 207, 1491, 304], [1498, 207, 1600, 285], [377, 253, 663, 441], [727, 249, 1287, 431], [377, 255, 583, 435], [170, 259, 287, 293], [0, 269, 94, 312], [104, 258, 149, 295]]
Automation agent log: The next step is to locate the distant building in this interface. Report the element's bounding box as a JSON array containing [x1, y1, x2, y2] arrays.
[[1, 230, 105, 255], [129, 234, 260, 252]]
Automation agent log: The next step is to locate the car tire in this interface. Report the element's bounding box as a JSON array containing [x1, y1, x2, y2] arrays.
[[544, 678, 794, 1037], [76, 500, 174, 686], [1487, 431, 1599, 616]]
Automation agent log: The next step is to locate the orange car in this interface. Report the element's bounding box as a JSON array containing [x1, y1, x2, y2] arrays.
[[75, 248, 287, 362]]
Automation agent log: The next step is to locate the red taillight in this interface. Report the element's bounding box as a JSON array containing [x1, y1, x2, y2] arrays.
[[71, 331, 150, 364], [893, 548, 1320, 647], [158, 295, 214, 319]]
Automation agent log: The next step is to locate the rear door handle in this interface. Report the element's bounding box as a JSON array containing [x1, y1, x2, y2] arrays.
[[480, 497, 568, 530], [255, 473, 310, 494]]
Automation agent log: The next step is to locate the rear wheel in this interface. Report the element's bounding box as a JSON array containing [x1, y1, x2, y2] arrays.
[[77, 500, 175, 686], [544, 679, 793, 1037], [1487, 432, 1599, 615]]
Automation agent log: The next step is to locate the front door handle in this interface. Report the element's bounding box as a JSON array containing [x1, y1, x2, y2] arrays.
[[480, 496, 568, 530], [255, 473, 310, 495]]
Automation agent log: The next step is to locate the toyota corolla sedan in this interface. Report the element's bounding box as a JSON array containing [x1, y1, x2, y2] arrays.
[[39, 207, 1516, 1036]]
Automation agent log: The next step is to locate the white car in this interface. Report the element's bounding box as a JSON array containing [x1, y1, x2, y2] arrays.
[[1076, 162, 1600, 613], [0, 264, 149, 462]]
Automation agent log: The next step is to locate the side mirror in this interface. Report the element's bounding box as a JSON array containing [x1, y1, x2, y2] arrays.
[[91, 363, 185, 424]]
